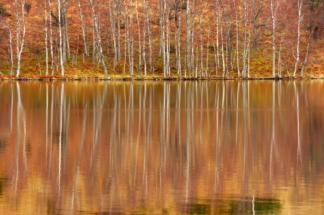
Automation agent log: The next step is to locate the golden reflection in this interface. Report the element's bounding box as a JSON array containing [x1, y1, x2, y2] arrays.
[[0, 81, 324, 214]]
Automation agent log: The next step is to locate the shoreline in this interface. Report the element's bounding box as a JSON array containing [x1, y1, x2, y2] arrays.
[[0, 75, 323, 81]]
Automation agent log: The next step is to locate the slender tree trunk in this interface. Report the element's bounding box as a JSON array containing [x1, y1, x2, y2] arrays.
[[77, 0, 89, 56], [135, 1, 142, 72], [109, 0, 117, 69], [270, 0, 278, 78], [293, 0, 303, 77], [301, 28, 314, 75], [89, 0, 108, 76], [64, 6, 70, 61], [148, 15, 153, 73], [165, 2, 170, 77], [242, 0, 250, 77], [57, 0, 65, 76], [186, 0, 192, 75], [174, 0, 182, 75], [116, 0, 122, 59], [158, 0, 163, 57], [233, 0, 241, 76], [48, 0, 55, 75], [143, 0, 148, 75], [45, 0, 49, 75], [14, 0, 27, 77], [128, 0, 134, 76], [214, 0, 220, 76], [199, 17, 204, 77], [8, 26, 14, 75], [277, 37, 283, 77], [205, 25, 211, 77]]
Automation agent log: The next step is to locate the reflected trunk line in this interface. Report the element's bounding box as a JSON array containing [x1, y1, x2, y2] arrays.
[[62, 99, 71, 177], [48, 83, 54, 174], [174, 83, 181, 151], [13, 83, 21, 197], [278, 80, 282, 108], [294, 82, 302, 168], [142, 83, 148, 198], [235, 82, 241, 146], [199, 82, 204, 146], [109, 89, 117, 169], [70, 102, 88, 214], [270, 82, 276, 180], [16, 83, 28, 172], [128, 83, 134, 182], [10, 84, 14, 133], [185, 84, 193, 206], [147, 85, 153, 191], [174, 83, 182, 194], [108, 91, 118, 213], [220, 82, 226, 160], [17, 84, 28, 172], [218, 82, 227, 191], [166, 82, 170, 147], [214, 83, 221, 192], [190, 84, 195, 166], [159, 84, 165, 149], [57, 83, 65, 212], [243, 81, 253, 193], [243, 82, 248, 190], [158, 83, 165, 183], [134, 85, 142, 184], [89, 83, 108, 171], [204, 82, 211, 137], [45, 83, 49, 169], [165, 82, 171, 171], [117, 98, 122, 169]]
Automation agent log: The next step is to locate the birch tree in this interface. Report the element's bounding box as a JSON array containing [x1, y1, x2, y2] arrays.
[[109, 0, 117, 69], [127, 0, 134, 76], [174, 0, 183, 75], [293, 0, 304, 77], [57, 0, 65, 76], [14, 0, 27, 77], [186, 0, 192, 75], [270, 0, 279, 78], [77, 0, 89, 56]]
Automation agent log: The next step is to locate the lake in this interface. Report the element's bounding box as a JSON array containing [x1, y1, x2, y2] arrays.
[[0, 80, 324, 214]]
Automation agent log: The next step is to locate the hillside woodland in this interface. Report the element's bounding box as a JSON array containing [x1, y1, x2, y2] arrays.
[[0, 0, 324, 79]]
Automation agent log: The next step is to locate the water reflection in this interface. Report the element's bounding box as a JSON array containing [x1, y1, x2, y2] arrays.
[[0, 81, 324, 214]]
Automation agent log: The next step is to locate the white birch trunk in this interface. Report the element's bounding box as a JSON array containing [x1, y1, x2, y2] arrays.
[[57, 0, 65, 76], [233, 0, 241, 76], [135, 1, 142, 72], [293, 0, 303, 77], [45, 0, 49, 75], [270, 0, 278, 78], [77, 0, 89, 56], [14, 0, 27, 77], [186, 0, 192, 74], [109, 0, 117, 69]]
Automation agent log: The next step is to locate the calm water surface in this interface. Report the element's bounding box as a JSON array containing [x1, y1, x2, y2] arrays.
[[0, 81, 324, 214]]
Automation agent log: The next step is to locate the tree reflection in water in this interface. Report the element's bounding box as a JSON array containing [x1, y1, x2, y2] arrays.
[[0, 81, 324, 214]]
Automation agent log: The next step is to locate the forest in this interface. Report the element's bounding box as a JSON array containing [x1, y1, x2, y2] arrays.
[[0, 0, 324, 79]]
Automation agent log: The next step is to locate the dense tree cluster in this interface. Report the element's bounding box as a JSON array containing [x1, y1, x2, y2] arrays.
[[0, 0, 323, 77]]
